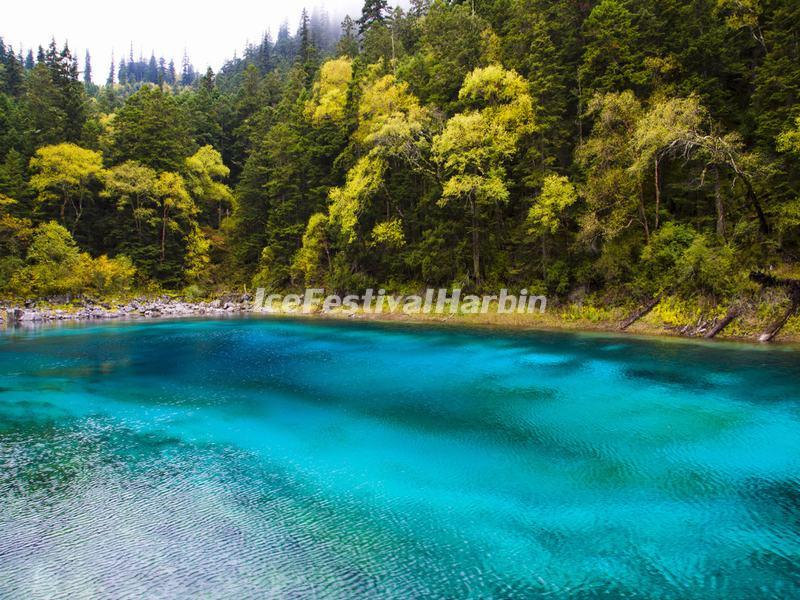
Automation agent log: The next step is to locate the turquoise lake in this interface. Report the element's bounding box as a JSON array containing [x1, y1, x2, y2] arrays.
[[1, 318, 799, 598]]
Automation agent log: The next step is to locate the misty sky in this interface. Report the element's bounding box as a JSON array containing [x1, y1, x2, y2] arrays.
[[1, 0, 365, 82]]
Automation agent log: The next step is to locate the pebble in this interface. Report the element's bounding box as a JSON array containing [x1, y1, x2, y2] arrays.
[[1, 296, 252, 325]]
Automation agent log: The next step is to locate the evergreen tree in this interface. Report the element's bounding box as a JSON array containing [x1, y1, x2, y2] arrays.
[[274, 22, 295, 62], [107, 52, 115, 85], [257, 32, 273, 74], [298, 9, 319, 83], [168, 59, 177, 85], [147, 53, 159, 84], [3, 45, 25, 96], [111, 86, 193, 171], [83, 50, 92, 85], [181, 51, 195, 86], [579, 0, 648, 105], [358, 0, 389, 34], [337, 16, 360, 58], [752, 0, 800, 146]]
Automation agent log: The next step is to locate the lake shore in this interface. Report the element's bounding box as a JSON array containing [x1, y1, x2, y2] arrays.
[[3, 294, 798, 345]]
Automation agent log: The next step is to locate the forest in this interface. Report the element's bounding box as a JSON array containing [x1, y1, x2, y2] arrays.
[[1, 0, 799, 326]]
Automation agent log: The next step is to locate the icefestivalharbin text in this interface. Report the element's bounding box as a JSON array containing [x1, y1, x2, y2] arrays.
[[252, 288, 548, 315]]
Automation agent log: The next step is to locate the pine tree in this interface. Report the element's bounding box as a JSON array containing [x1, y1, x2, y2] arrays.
[[167, 59, 177, 85], [579, 0, 648, 105], [107, 52, 115, 85], [358, 0, 389, 34], [752, 0, 800, 146], [147, 53, 158, 84], [274, 22, 295, 61], [158, 57, 167, 86], [337, 16, 360, 58], [111, 85, 193, 171], [298, 8, 318, 82], [181, 51, 195, 86], [257, 31, 273, 74], [118, 57, 128, 85], [83, 50, 92, 85], [2, 45, 24, 96]]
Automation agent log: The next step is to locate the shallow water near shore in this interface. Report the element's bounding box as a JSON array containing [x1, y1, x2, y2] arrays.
[[1, 317, 799, 598]]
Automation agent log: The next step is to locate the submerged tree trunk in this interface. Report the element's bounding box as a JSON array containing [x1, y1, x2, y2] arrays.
[[620, 295, 661, 330]]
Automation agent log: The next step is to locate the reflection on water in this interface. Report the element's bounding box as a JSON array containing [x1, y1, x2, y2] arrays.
[[1, 318, 799, 598]]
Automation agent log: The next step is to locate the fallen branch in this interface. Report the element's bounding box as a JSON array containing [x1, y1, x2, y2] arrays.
[[704, 306, 739, 339], [759, 296, 800, 342], [620, 296, 661, 330], [750, 271, 800, 342]]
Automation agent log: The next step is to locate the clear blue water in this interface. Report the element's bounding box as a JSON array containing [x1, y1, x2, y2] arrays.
[[1, 318, 799, 598]]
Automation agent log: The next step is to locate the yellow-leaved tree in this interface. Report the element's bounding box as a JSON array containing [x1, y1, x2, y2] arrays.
[[305, 57, 353, 124], [29, 143, 104, 232], [432, 65, 536, 285]]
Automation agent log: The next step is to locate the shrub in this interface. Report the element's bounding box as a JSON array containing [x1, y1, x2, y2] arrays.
[[88, 255, 136, 295], [638, 222, 697, 294], [11, 221, 87, 296], [8, 221, 136, 298], [675, 236, 741, 300]]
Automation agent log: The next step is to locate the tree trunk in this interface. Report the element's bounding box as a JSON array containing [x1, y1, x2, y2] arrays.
[[638, 184, 650, 243], [61, 188, 68, 222], [654, 156, 661, 231], [759, 296, 799, 342], [471, 198, 481, 287], [714, 165, 725, 239], [161, 207, 168, 263], [738, 172, 769, 234], [620, 296, 661, 330], [541, 232, 547, 278], [749, 271, 800, 342]]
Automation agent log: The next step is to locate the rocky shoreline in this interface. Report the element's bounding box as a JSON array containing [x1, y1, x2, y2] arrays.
[[1, 295, 253, 325]]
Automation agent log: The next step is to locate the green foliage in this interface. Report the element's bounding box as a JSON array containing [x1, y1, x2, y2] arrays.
[[370, 218, 406, 248], [638, 222, 699, 294], [329, 153, 387, 243], [1, 2, 799, 313], [398, 2, 493, 112], [777, 116, 800, 156], [29, 143, 104, 230], [433, 65, 535, 284], [110, 86, 192, 172], [103, 160, 158, 235], [306, 58, 353, 123], [580, 0, 647, 102], [527, 175, 578, 235], [185, 145, 233, 227], [578, 91, 644, 243], [292, 213, 331, 286], [11, 221, 85, 295], [676, 235, 741, 299], [0, 193, 33, 257], [184, 225, 211, 283], [88, 254, 136, 295]]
